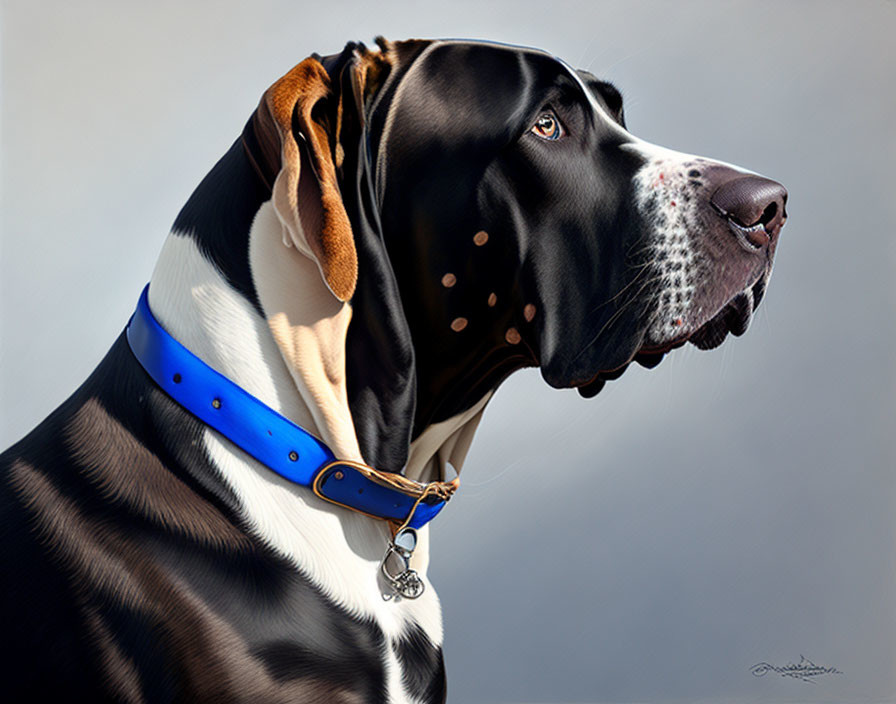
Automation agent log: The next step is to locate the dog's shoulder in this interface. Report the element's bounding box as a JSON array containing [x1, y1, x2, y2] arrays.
[[0, 333, 251, 695], [0, 335, 140, 694], [0, 333, 401, 700]]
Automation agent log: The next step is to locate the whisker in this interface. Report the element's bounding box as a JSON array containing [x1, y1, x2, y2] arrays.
[[569, 274, 664, 367], [583, 261, 654, 320]]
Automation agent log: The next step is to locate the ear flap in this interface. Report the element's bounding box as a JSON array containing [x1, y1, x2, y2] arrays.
[[326, 42, 421, 472], [242, 41, 428, 472], [248, 58, 357, 301]]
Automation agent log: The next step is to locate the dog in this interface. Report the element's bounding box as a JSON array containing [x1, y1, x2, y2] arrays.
[[0, 37, 786, 702]]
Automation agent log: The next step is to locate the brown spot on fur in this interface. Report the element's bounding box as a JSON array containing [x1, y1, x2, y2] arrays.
[[487, 293, 497, 307], [473, 230, 489, 246], [524, 304, 536, 322], [441, 273, 456, 288], [450, 317, 468, 332], [505, 328, 521, 344], [64, 399, 250, 551]]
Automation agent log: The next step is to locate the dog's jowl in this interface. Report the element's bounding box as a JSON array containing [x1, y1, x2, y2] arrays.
[[0, 38, 786, 702]]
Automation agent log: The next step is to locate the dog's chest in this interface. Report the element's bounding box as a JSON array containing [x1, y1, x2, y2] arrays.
[[200, 431, 446, 703]]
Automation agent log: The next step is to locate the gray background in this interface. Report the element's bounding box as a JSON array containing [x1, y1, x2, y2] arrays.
[[2, 1, 894, 702]]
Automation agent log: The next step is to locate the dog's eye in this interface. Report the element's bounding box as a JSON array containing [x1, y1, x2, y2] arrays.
[[531, 112, 563, 141]]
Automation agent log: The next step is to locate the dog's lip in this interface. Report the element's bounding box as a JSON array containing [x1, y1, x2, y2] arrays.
[[576, 277, 764, 398], [687, 281, 759, 351], [574, 344, 681, 398]]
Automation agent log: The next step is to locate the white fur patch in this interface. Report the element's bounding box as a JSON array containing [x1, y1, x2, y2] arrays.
[[148, 231, 445, 676], [405, 393, 492, 484], [149, 234, 312, 426]]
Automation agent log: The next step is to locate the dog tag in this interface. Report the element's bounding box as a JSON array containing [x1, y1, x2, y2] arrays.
[[380, 527, 424, 599], [393, 570, 424, 599]]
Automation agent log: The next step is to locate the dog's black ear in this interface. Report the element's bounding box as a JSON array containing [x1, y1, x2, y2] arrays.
[[328, 40, 426, 472], [245, 57, 358, 301], [325, 37, 431, 165]]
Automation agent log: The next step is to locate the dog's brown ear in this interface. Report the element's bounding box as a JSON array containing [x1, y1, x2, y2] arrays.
[[248, 58, 357, 301]]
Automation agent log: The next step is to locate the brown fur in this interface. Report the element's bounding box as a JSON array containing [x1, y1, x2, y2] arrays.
[[241, 40, 419, 303], [64, 399, 251, 552], [254, 58, 358, 301]]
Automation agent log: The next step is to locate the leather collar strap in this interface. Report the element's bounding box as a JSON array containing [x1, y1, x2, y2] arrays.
[[126, 285, 455, 530]]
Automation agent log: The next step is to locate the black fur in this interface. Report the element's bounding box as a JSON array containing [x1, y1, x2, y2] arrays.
[[172, 139, 270, 316]]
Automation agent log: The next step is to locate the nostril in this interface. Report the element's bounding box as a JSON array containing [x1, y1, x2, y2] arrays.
[[757, 201, 778, 230], [732, 201, 777, 230], [710, 174, 787, 245], [733, 201, 777, 230]]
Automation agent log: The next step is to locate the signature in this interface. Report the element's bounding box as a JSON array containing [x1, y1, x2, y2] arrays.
[[751, 655, 842, 683]]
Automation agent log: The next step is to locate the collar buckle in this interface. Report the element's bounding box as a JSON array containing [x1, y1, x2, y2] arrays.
[[312, 459, 458, 527]]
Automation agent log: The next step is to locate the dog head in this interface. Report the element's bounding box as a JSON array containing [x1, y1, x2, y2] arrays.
[[243, 38, 787, 470]]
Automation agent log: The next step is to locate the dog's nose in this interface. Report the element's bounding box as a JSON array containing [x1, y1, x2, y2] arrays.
[[709, 171, 788, 250]]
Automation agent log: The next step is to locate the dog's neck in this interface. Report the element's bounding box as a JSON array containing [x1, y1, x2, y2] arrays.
[[149, 135, 488, 520], [150, 137, 490, 476], [149, 212, 360, 462], [150, 235, 486, 492]]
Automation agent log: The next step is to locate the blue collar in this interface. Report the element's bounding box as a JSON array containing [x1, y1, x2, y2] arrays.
[[126, 285, 454, 530]]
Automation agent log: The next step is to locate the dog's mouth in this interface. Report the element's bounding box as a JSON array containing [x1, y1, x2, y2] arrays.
[[576, 276, 767, 398]]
